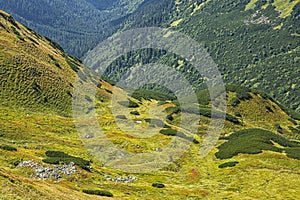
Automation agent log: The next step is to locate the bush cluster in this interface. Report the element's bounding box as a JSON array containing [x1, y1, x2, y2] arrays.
[[0, 145, 17, 151], [216, 129, 300, 160], [130, 111, 140, 115], [218, 161, 239, 169], [152, 182, 165, 188], [118, 100, 139, 108], [131, 90, 176, 101], [83, 189, 113, 197], [43, 151, 91, 171]]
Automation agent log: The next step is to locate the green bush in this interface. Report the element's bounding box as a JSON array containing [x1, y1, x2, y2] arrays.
[[0, 145, 17, 152], [274, 123, 283, 133], [54, 61, 61, 69], [165, 106, 180, 114], [218, 161, 239, 168], [180, 105, 240, 124], [285, 148, 300, 160], [196, 89, 211, 106], [45, 151, 70, 158], [65, 57, 80, 72], [130, 111, 140, 115], [118, 100, 139, 108], [164, 124, 171, 128], [42, 157, 60, 165], [131, 90, 176, 101], [230, 97, 241, 106], [32, 82, 41, 92], [83, 189, 113, 197], [234, 112, 242, 117], [166, 115, 174, 121], [43, 151, 91, 171], [265, 105, 273, 113], [159, 128, 177, 136], [192, 138, 200, 144], [105, 89, 113, 94], [152, 182, 165, 188], [96, 82, 102, 88]]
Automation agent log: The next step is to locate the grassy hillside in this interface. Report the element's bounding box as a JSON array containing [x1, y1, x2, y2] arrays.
[[0, 10, 85, 116], [1, 83, 300, 199]]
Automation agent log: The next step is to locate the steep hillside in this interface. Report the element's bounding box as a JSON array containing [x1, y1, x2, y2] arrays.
[[177, 0, 300, 112], [0, 0, 145, 57], [98, 0, 300, 113], [0, 10, 86, 116], [1, 0, 298, 112]]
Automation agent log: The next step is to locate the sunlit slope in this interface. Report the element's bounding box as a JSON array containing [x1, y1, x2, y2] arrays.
[[1, 83, 300, 199], [0, 10, 85, 116]]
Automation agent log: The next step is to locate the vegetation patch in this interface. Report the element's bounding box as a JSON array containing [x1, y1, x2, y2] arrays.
[[216, 129, 300, 160], [101, 76, 116, 86], [179, 105, 240, 124], [82, 189, 113, 197], [131, 90, 176, 101], [0, 145, 17, 152], [159, 128, 177, 136], [285, 148, 300, 160], [218, 161, 239, 169], [288, 126, 300, 134], [130, 111, 140, 115], [43, 151, 91, 171], [152, 182, 165, 188]]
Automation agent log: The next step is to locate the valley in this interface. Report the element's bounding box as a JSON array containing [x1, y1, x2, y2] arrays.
[[0, 1, 299, 199]]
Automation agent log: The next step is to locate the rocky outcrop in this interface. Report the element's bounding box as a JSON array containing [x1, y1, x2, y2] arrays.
[[18, 160, 77, 181]]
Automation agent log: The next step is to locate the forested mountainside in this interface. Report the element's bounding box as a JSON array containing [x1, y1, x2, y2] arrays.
[[0, 0, 300, 111], [103, 0, 300, 113], [1, 0, 298, 113], [0, 0, 144, 57]]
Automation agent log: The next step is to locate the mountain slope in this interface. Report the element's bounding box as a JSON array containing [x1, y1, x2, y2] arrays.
[[0, 0, 145, 57], [0, 6, 300, 200], [177, 0, 300, 112], [96, 0, 300, 113], [0, 10, 85, 116]]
